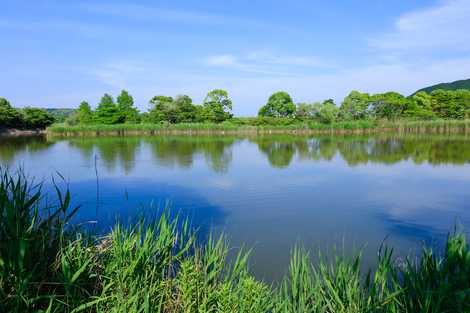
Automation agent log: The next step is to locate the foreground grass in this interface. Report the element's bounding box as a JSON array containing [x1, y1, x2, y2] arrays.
[[1, 169, 469, 313], [46, 119, 470, 136]]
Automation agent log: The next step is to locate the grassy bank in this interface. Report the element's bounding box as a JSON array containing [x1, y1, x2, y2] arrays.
[[1, 169, 469, 313], [46, 119, 470, 137]]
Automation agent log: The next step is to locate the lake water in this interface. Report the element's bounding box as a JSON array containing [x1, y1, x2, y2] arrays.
[[1, 134, 469, 281]]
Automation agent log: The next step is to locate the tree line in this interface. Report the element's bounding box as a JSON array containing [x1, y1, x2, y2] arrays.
[[0, 98, 55, 129], [2, 88, 470, 129], [68, 89, 233, 126], [69, 88, 470, 126], [258, 89, 470, 122]]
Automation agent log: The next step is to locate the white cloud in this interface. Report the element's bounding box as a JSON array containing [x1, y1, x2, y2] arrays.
[[205, 55, 238, 67], [369, 0, 470, 53]]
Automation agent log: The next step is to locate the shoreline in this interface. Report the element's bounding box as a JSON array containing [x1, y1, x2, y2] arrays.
[[45, 127, 470, 137], [46, 119, 470, 137], [0, 128, 46, 137], [2, 119, 469, 137]]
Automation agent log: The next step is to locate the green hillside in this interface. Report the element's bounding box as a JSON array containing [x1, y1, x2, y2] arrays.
[[414, 78, 470, 94], [44, 108, 75, 123]]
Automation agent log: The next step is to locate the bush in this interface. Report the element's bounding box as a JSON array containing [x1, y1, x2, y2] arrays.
[[0, 98, 23, 128], [21, 107, 55, 129], [65, 113, 80, 126]]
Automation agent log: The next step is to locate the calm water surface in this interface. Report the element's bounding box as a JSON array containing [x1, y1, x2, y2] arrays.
[[1, 134, 469, 281]]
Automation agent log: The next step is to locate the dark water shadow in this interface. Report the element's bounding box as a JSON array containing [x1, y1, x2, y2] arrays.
[[378, 213, 444, 245], [44, 178, 228, 242]]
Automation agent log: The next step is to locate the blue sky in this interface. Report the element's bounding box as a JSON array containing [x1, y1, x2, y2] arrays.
[[1, 0, 470, 115]]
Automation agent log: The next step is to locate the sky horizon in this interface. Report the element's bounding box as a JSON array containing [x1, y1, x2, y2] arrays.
[[1, 0, 470, 116]]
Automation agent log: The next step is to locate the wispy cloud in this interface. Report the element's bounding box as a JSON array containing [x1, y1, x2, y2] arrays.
[[369, 0, 470, 54], [0, 18, 169, 40], [79, 2, 270, 29], [0, 2, 275, 39], [245, 51, 330, 68], [205, 55, 238, 67], [204, 51, 334, 76]]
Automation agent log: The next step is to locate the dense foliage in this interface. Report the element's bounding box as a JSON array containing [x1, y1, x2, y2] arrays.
[[94, 94, 121, 125], [0, 98, 55, 130], [21, 108, 56, 129], [116, 90, 140, 123], [336, 89, 470, 122], [0, 98, 23, 128], [146, 95, 199, 123], [0, 169, 469, 313], [202, 89, 233, 122], [66, 89, 234, 126], [76, 101, 93, 124], [258, 91, 296, 117]]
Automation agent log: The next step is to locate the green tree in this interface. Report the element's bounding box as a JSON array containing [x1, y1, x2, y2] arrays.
[[95, 94, 119, 124], [258, 91, 296, 117], [148, 95, 197, 123], [64, 114, 80, 126], [77, 101, 93, 124], [194, 105, 206, 123], [430, 90, 456, 118], [202, 89, 233, 122], [371, 92, 410, 120], [0, 98, 22, 128], [438, 89, 470, 119], [339, 91, 371, 120], [296, 100, 339, 123], [173, 95, 197, 123], [148, 96, 174, 123], [317, 99, 339, 123], [21, 107, 55, 129], [116, 90, 139, 123], [455, 89, 470, 119], [406, 92, 435, 119], [295, 102, 320, 119]]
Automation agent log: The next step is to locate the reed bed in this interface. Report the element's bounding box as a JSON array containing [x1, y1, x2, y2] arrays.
[[0, 168, 469, 313], [46, 119, 470, 137]]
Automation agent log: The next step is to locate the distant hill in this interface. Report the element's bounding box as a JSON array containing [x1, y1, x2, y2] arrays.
[[414, 78, 470, 95], [44, 108, 76, 123]]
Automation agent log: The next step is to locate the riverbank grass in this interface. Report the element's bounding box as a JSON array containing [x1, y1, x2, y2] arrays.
[[46, 119, 470, 136], [1, 168, 469, 312]]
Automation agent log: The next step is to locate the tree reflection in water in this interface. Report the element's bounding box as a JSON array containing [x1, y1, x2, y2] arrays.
[[2, 134, 470, 172]]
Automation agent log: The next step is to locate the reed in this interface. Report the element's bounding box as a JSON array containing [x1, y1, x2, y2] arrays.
[[46, 119, 470, 137], [0, 168, 469, 312]]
